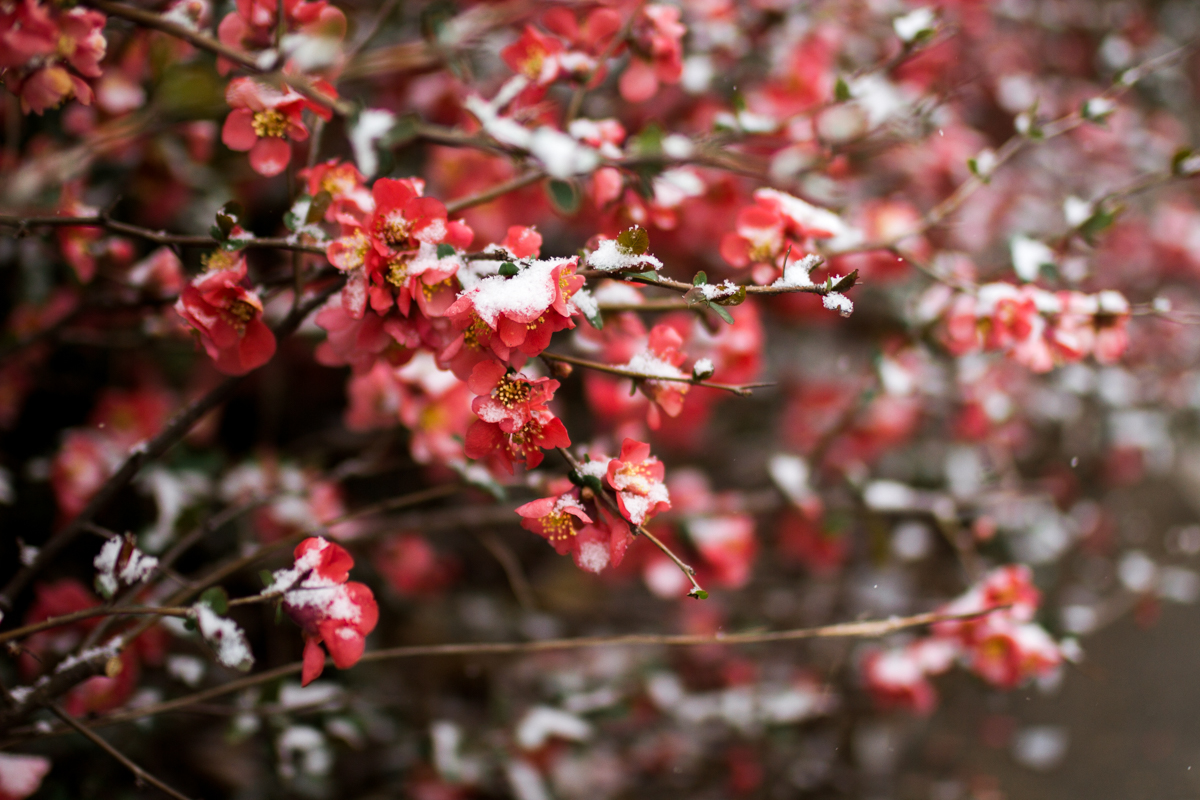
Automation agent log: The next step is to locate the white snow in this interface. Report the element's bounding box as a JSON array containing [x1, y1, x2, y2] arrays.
[[894, 7, 936, 42], [770, 253, 822, 289], [276, 725, 332, 780], [755, 188, 862, 251], [576, 541, 610, 574], [516, 706, 592, 750], [576, 457, 611, 480], [349, 109, 396, 178], [699, 280, 740, 300], [587, 237, 663, 273], [1063, 196, 1092, 227], [624, 351, 689, 381], [863, 480, 917, 511], [572, 287, 599, 321], [279, 681, 344, 709], [528, 127, 599, 179], [822, 292, 854, 317], [692, 358, 715, 379], [1010, 235, 1056, 281], [166, 654, 206, 687], [463, 257, 578, 326], [193, 603, 254, 670], [94, 537, 158, 596]]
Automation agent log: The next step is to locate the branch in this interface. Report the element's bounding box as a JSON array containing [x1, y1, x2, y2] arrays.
[[0, 606, 191, 647], [0, 214, 327, 255], [9, 604, 1012, 745], [541, 351, 774, 398], [51, 703, 197, 800], [0, 281, 342, 613], [445, 170, 546, 214]]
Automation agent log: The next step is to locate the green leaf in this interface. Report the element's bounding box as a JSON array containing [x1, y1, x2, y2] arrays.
[[546, 179, 581, 214], [688, 588, 709, 600], [306, 191, 333, 225], [1172, 147, 1196, 175], [834, 76, 852, 103], [382, 113, 421, 148], [1079, 206, 1119, 244], [215, 201, 242, 238], [259, 569, 275, 588], [692, 270, 708, 287], [436, 243, 457, 259], [831, 270, 859, 292], [199, 586, 229, 615], [626, 270, 659, 281], [616, 226, 649, 256], [498, 262, 520, 277], [708, 303, 735, 324]]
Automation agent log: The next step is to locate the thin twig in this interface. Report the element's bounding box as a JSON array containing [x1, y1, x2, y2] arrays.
[[0, 214, 327, 255], [50, 703, 197, 800], [541, 351, 774, 397], [445, 170, 546, 214], [477, 531, 538, 611], [0, 607, 192, 646]]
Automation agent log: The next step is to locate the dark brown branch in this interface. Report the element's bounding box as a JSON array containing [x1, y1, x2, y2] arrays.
[[0, 214, 326, 255]]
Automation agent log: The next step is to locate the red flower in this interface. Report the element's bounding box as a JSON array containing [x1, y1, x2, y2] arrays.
[[501, 25, 566, 84], [515, 490, 633, 573], [605, 438, 671, 526], [279, 537, 379, 686], [50, 429, 121, 519], [445, 256, 584, 365], [623, 323, 690, 429], [221, 77, 334, 176], [463, 360, 571, 473], [175, 251, 277, 375], [327, 177, 473, 319], [619, 4, 685, 103], [1, 2, 106, 114], [299, 158, 372, 221]]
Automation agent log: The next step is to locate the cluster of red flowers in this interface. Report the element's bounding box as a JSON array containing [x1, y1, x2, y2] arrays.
[[1, 0, 106, 114], [931, 282, 1132, 372], [862, 566, 1063, 714]]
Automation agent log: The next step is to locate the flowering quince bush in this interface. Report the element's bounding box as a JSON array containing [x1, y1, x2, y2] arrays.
[[6, 1, 1200, 798]]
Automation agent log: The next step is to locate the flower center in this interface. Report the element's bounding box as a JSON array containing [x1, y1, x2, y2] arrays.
[[203, 250, 240, 271], [541, 510, 578, 544], [386, 257, 410, 287], [377, 212, 411, 247], [492, 376, 531, 409], [251, 109, 290, 139], [225, 299, 257, 330]]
